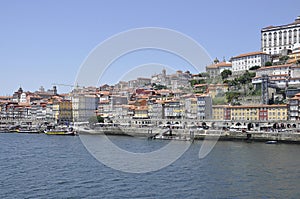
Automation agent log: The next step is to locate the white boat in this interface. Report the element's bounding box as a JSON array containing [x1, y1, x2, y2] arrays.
[[265, 140, 278, 144]]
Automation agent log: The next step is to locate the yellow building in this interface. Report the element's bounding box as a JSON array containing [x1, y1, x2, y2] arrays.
[[230, 105, 259, 121], [212, 104, 287, 121], [53, 99, 73, 124], [267, 104, 287, 121], [212, 105, 226, 120]]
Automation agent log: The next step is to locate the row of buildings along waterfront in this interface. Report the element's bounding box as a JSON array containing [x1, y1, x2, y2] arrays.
[[2, 16, 300, 126], [1, 66, 300, 124], [0, 81, 212, 124]]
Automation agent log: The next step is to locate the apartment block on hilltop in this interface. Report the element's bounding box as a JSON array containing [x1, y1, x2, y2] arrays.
[[231, 51, 271, 75], [261, 16, 300, 55]]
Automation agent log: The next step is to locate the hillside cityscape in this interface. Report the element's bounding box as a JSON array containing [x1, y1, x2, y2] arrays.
[[1, 16, 300, 130]]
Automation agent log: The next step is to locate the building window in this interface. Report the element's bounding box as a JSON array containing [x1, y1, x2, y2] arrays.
[[279, 31, 282, 44], [294, 29, 297, 44]]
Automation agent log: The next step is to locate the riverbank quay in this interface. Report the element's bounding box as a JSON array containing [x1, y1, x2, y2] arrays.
[[194, 130, 300, 144], [2, 119, 300, 143], [76, 126, 300, 143]]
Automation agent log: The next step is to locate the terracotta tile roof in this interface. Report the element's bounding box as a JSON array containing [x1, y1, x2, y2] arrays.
[[99, 100, 110, 104], [253, 74, 288, 79], [262, 17, 300, 30], [134, 106, 148, 111], [195, 94, 210, 97], [206, 65, 218, 69], [257, 64, 293, 70], [232, 51, 268, 59], [194, 84, 207, 88], [212, 105, 228, 108], [206, 62, 232, 69], [100, 91, 110, 96], [228, 104, 287, 109], [157, 89, 172, 94], [216, 62, 232, 67]]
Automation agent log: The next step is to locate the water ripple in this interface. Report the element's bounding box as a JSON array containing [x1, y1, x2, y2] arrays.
[[0, 134, 300, 198]]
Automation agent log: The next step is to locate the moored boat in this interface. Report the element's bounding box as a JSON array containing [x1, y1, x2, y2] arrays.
[[153, 134, 191, 141], [265, 140, 278, 144], [44, 127, 77, 136], [15, 129, 40, 134]]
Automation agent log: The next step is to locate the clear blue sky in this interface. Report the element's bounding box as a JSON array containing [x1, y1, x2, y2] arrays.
[[0, 0, 299, 95]]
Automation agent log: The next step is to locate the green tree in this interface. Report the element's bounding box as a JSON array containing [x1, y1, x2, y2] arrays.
[[236, 71, 256, 94], [265, 61, 272, 66], [225, 91, 240, 104], [89, 115, 105, 124], [237, 71, 255, 84], [97, 115, 104, 123], [249, 65, 261, 70], [221, 69, 232, 79], [212, 97, 226, 105], [190, 79, 206, 87], [279, 55, 289, 64], [199, 72, 209, 77], [152, 83, 167, 90]]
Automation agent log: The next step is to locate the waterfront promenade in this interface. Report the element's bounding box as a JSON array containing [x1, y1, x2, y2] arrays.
[[2, 117, 300, 143], [76, 125, 300, 143]]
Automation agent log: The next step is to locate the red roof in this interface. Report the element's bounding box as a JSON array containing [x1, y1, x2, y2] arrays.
[[232, 51, 268, 59]]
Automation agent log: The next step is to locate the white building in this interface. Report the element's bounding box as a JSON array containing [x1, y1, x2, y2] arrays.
[[289, 93, 300, 120], [72, 94, 99, 122], [261, 16, 300, 55], [231, 52, 271, 74], [197, 95, 212, 120], [206, 61, 232, 78], [184, 97, 198, 119], [19, 93, 27, 103], [148, 101, 163, 119], [163, 100, 182, 119], [252, 63, 300, 88]]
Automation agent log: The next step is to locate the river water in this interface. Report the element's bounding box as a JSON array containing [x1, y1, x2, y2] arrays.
[[0, 133, 299, 198]]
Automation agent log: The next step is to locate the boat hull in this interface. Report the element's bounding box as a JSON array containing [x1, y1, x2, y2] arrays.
[[44, 130, 76, 136]]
